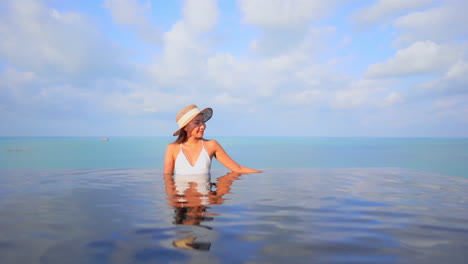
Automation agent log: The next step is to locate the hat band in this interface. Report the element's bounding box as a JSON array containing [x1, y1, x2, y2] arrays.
[[177, 108, 200, 128]]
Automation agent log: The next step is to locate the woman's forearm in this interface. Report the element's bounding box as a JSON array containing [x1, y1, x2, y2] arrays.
[[234, 166, 261, 174]]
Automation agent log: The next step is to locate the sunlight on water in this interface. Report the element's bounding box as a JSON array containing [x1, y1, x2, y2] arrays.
[[1, 168, 467, 263]]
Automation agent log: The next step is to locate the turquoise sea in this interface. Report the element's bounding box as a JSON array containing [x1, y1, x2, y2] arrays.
[[1, 137, 467, 177], [1, 137, 468, 263]]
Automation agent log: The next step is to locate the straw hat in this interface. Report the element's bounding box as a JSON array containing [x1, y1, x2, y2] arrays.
[[173, 104, 213, 136]]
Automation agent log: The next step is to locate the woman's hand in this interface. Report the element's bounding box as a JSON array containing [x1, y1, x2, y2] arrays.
[[209, 140, 261, 174]]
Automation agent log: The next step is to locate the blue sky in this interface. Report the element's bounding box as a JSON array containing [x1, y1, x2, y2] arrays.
[[1, 0, 467, 137]]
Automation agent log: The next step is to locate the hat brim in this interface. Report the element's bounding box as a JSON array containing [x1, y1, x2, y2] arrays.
[[173, 108, 212, 136]]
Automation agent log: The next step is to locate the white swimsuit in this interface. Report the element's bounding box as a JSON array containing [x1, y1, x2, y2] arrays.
[[174, 141, 212, 175], [174, 141, 212, 205]]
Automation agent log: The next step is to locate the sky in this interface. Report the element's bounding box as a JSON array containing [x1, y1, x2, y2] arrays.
[[0, 0, 467, 137]]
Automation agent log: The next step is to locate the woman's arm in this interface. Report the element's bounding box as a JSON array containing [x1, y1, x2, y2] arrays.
[[163, 144, 176, 175], [211, 140, 261, 174], [163, 172, 176, 197]]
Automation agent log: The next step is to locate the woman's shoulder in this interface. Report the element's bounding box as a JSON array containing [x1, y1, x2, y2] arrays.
[[203, 139, 219, 145], [166, 142, 179, 151], [203, 139, 220, 156], [203, 139, 222, 150]]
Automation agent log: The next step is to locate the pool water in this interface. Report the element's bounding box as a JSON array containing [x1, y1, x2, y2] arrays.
[[1, 168, 467, 263]]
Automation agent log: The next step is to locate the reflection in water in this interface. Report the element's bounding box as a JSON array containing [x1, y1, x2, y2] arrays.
[[2, 168, 467, 263], [163, 172, 242, 251]]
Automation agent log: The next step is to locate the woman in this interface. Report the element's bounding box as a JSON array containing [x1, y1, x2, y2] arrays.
[[164, 104, 260, 175]]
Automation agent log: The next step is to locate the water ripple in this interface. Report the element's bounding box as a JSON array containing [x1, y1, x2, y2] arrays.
[[0, 167, 467, 263]]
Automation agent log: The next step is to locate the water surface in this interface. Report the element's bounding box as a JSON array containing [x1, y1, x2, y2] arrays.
[[1, 168, 467, 263]]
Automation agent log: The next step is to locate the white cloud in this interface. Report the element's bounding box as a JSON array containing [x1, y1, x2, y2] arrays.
[[1, 67, 37, 88], [353, 0, 434, 26], [150, 22, 344, 108], [393, 0, 468, 45], [342, 36, 351, 46], [147, 0, 316, 104], [433, 95, 468, 122], [366, 41, 463, 78], [332, 88, 375, 109], [1, 0, 465, 136], [0, 68, 39, 107], [103, 0, 151, 26], [383, 92, 404, 106], [238, 0, 336, 28], [237, 0, 338, 56], [250, 25, 336, 58], [445, 60, 468, 79], [212, 93, 247, 105], [205, 53, 247, 91], [435, 107, 468, 122], [295, 60, 350, 90], [104, 86, 191, 115], [0, 67, 101, 117], [150, 21, 208, 87], [418, 60, 468, 95], [205, 52, 291, 99], [183, 0, 219, 33], [147, 1, 321, 110], [285, 89, 325, 105], [103, 0, 160, 44], [0, 0, 129, 79], [331, 79, 387, 109], [0, 66, 189, 118], [149, 0, 220, 87], [37, 84, 95, 106], [435, 97, 465, 108]]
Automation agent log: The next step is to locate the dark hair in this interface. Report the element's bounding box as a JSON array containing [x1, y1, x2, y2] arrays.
[[174, 129, 188, 144]]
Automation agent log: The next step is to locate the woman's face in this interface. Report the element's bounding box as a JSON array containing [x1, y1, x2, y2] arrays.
[[184, 114, 206, 139]]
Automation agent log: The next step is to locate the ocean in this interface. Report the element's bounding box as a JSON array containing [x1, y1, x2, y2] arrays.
[[1, 137, 468, 263], [1, 137, 467, 177]]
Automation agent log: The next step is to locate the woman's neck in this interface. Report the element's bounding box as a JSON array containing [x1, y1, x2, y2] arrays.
[[184, 137, 202, 146]]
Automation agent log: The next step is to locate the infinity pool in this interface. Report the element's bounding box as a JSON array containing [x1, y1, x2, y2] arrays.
[[1, 168, 467, 263]]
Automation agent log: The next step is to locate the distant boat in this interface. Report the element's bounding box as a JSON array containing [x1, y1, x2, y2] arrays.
[[100, 137, 110, 142], [6, 148, 27, 152]]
